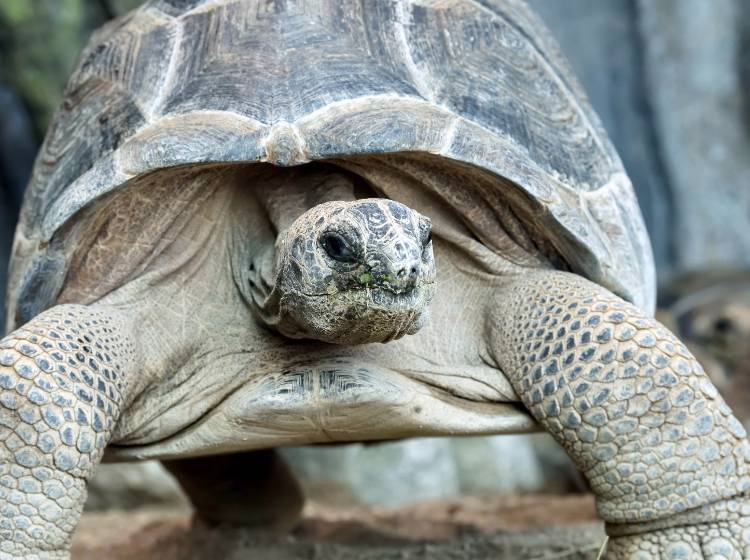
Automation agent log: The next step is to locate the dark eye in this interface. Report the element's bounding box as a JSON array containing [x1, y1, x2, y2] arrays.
[[320, 231, 358, 263], [714, 317, 734, 335]]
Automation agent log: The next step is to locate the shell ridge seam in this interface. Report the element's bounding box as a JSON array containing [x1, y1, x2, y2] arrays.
[[393, 2, 436, 103], [146, 16, 184, 120]]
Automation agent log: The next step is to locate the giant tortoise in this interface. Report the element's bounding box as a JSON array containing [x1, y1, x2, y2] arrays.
[[2, 1, 749, 558]]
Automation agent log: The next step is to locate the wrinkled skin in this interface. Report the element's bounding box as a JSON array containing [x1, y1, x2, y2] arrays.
[[2, 189, 750, 559]]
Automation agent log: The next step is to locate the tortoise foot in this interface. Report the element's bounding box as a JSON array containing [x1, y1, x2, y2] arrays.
[[606, 498, 750, 559]]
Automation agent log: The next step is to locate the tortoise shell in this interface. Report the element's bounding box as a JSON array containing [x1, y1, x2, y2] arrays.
[[6, 0, 655, 331]]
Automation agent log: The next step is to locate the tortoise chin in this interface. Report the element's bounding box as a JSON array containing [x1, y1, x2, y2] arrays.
[[277, 283, 436, 345]]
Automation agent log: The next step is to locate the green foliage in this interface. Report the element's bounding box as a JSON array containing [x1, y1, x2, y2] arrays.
[[0, 1, 34, 24]]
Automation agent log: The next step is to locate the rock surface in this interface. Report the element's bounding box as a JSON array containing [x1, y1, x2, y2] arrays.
[[85, 462, 188, 511], [638, 0, 750, 276], [72, 494, 604, 560], [282, 435, 570, 508]]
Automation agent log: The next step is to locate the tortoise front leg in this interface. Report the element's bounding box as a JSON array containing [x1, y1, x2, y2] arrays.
[[490, 271, 750, 559], [0, 305, 135, 559]]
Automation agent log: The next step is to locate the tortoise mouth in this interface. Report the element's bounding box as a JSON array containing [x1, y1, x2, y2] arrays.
[[279, 283, 436, 345], [369, 284, 431, 307], [302, 281, 436, 301]]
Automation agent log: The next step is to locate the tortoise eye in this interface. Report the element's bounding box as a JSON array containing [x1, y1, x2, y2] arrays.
[[713, 317, 733, 334], [320, 231, 358, 263]]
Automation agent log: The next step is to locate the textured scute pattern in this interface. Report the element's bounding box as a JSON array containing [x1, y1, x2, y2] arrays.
[[8, 0, 654, 331], [0, 306, 131, 558], [490, 271, 750, 528], [606, 499, 750, 559]]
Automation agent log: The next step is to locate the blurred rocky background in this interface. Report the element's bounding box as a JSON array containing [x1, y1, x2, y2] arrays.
[[1, 0, 749, 539]]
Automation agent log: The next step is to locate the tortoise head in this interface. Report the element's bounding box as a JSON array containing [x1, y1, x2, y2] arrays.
[[262, 199, 436, 344]]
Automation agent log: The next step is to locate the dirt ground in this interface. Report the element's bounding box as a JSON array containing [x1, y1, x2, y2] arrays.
[[72, 494, 605, 559]]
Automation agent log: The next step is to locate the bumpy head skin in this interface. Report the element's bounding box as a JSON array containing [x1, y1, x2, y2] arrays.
[[251, 199, 436, 345]]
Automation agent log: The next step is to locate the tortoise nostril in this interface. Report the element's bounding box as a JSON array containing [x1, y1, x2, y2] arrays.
[[396, 265, 419, 281]]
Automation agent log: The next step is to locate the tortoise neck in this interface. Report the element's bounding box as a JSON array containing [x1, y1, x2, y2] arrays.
[[251, 164, 371, 235]]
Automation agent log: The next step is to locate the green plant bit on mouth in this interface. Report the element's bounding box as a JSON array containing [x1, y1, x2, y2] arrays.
[[359, 272, 373, 285]]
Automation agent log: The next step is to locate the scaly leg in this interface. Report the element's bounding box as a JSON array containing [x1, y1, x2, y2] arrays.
[[0, 305, 135, 559], [163, 449, 304, 531], [490, 271, 750, 559]]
